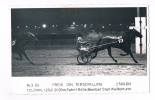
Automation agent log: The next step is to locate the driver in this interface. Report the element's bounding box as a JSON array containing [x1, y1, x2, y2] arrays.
[[76, 35, 88, 51]]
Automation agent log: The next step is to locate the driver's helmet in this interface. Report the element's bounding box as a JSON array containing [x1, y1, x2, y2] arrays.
[[77, 36, 86, 44], [77, 36, 83, 42]]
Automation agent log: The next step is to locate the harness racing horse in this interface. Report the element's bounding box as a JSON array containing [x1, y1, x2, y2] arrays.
[[77, 29, 142, 64], [91, 28, 142, 63], [12, 31, 38, 64]]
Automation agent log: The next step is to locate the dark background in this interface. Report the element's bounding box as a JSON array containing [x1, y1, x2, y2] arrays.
[[11, 8, 146, 25], [11, 8, 147, 48]]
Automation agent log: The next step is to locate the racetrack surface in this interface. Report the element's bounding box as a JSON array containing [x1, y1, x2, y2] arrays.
[[12, 48, 147, 76]]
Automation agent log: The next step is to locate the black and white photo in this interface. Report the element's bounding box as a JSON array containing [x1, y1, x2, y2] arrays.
[[11, 8, 147, 76]]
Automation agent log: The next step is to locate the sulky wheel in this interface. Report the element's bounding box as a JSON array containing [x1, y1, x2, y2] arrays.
[[77, 53, 91, 65], [90, 51, 98, 59]]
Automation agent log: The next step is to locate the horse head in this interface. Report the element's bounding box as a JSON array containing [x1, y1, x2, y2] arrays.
[[24, 32, 39, 41], [121, 28, 142, 44], [132, 28, 143, 38]]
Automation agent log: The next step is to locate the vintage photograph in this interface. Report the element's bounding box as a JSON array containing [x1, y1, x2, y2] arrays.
[[11, 8, 147, 76]]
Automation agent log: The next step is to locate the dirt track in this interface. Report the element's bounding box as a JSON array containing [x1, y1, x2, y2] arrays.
[[12, 49, 147, 76]]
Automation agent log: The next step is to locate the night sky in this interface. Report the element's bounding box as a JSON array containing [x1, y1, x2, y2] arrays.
[[11, 7, 146, 26]]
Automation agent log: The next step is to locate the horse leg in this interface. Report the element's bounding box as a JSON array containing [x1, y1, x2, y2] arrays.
[[128, 49, 138, 63], [18, 52, 23, 60], [120, 46, 129, 56], [107, 47, 117, 63], [91, 51, 98, 59], [22, 50, 34, 65], [15, 50, 23, 60]]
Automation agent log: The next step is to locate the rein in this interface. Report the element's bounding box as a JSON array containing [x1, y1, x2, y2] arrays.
[[79, 38, 123, 52], [89, 41, 119, 49]]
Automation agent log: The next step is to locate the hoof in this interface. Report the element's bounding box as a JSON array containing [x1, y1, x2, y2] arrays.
[[115, 60, 118, 63], [135, 61, 138, 63], [30, 62, 35, 65]]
